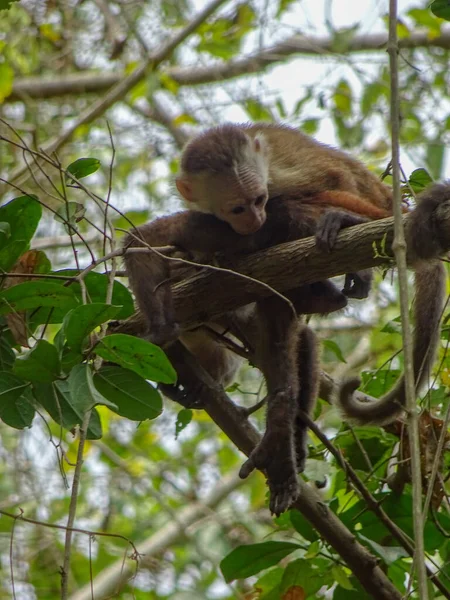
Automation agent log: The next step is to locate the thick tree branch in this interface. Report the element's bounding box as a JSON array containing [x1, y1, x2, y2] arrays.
[[116, 211, 450, 337], [160, 343, 403, 600], [7, 30, 450, 103]]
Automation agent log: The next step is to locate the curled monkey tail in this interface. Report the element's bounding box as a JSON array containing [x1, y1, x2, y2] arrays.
[[337, 261, 445, 425], [337, 180, 450, 426]]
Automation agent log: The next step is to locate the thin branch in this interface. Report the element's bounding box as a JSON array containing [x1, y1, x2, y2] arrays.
[[0, 509, 140, 555], [61, 410, 92, 600], [388, 3, 427, 597]]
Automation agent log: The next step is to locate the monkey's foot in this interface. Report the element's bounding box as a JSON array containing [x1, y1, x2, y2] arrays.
[[159, 381, 205, 409], [342, 272, 371, 299], [239, 429, 299, 516]]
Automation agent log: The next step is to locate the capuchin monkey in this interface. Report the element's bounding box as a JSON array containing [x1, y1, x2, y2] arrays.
[[124, 122, 450, 514]]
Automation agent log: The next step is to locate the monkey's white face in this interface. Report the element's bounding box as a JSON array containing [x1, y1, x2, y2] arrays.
[[211, 170, 269, 234], [176, 130, 270, 235]]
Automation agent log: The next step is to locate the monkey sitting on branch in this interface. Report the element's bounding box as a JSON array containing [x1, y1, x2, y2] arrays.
[[124, 122, 450, 515]]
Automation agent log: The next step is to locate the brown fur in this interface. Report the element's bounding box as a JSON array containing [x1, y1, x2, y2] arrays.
[[337, 183, 450, 424], [124, 120, 450, 512]]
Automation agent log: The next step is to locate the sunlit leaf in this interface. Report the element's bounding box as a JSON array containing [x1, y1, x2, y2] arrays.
[[408, 168, 433, 193], [0, 62, 13, 102], [66, 158, 101, 180]]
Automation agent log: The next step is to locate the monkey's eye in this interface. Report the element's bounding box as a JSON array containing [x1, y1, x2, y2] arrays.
[[254, 195, 266, 206], [231, 206, 246, 215]]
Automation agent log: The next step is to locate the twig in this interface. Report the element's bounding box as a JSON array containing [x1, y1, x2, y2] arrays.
[[388, 2, 427, 597], [0, 509, 140, 554], [61, 410, 92, 599]]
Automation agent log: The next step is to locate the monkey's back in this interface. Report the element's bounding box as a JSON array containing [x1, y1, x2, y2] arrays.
[[243, 123, 393, 211]]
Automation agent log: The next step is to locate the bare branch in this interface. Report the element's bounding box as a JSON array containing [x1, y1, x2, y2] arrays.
[[7, 29, 450, 103]]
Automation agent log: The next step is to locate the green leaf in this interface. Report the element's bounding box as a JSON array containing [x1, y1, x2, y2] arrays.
[[13, 340, 61, 383], [322, 339, 346, 363], [95, 334, 177, 384], [220, 541, 300, 582], [0, 62, 13, 102], [360, 369, 400, 398], [361, 82, 386, 116], [431, 0, 450, 21], [333, 79, 352, 115], [68, 364, 117, 412], [280, 559, 328, 596], [0, 0, 21, 11], [30, 271, 133, 326], [334, 581, 372, 599], [0, 336, 15, 370], [54, 202, 86, 235], [0, 371, 33, 428], [0, 281, 78, 316], [0, 222, 11, 248], [358, 534, 408, 565], [33, 380, 102, 439], [289, 509, 319, 542], [0, 195, 42, 271], [94, 366, 162, 421], [408, 168, 433, 193], [302, 118, 318, 135], [63, 303, 122, 352], [331, 566, 354, 590], [244, 99, 273, 122], [66, 158, 101, 180], [56, 271, 133, 320], [175, 408, 192, 438]]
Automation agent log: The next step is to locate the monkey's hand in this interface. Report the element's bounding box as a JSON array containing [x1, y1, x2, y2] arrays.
[[239, 393, 299, 516], [315, 210, 368, 252]]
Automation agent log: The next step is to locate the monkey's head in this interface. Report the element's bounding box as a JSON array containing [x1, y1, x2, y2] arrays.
[[176, 125, 270, 235]]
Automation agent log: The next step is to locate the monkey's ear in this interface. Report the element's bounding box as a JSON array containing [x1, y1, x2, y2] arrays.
[[176, 177, 193, 202], [253, 133, 267, 154]]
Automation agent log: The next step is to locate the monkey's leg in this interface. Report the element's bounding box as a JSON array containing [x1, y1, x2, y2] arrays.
[[294, 325, 319, 472], [239, 296, 301, 516]]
